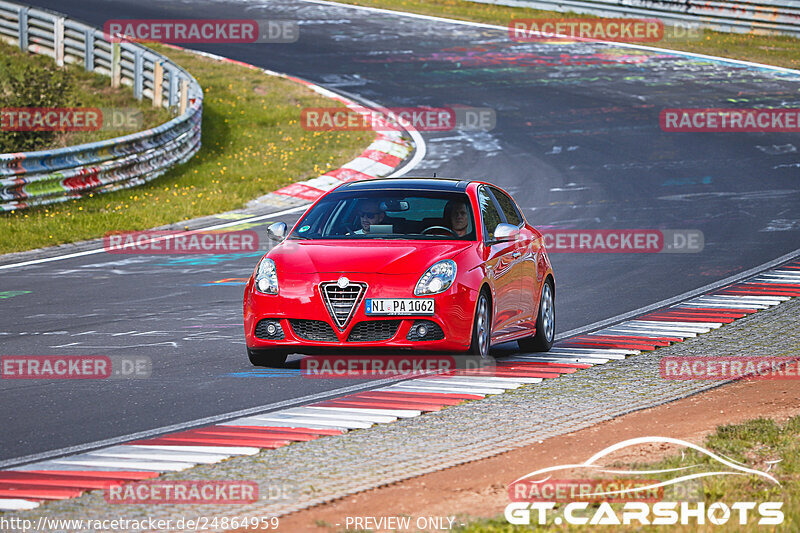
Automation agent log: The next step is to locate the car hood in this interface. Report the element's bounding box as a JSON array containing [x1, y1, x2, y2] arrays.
[[269, 240, 473, 275]]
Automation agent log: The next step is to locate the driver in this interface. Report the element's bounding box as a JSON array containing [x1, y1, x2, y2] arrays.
[[444, 199, 470, 237], [354, 199, 386, 234]]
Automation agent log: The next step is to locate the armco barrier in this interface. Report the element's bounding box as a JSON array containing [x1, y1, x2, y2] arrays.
[[469, 0, 800, 36], [0, 0, 202, 211]]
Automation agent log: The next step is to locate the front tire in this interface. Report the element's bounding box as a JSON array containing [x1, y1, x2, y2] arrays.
[[518, 280, 555, 353], [468, 290, 492, 358], [247, 348, 288, 367]]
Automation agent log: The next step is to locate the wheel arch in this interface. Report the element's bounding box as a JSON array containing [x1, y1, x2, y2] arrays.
[[470, 282, 493, 343]]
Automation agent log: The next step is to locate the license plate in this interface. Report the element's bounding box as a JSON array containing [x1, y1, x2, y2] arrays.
[[365, 298, 435, 315]]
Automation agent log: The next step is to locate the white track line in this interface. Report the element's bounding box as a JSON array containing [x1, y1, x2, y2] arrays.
[[504, 355, 606, 364], [44, 457, 193, 472], [378, 385, 484, 395], [685, 298, 773, 307], [217, 417, 352, 429], [419, 377, 524, 388], [0, 499, 40, 511], [677, 301, 768, 309], [247, 415, 373, 429], [545, 351, 629, 360], [633, 319, 723, 328], [550, 347, 636, 356], [749, 276, 800, 283], [593, 327, 694, 338], [585, 329, 685, 338], [384, 383, 505, 394], [131, 444, 259, 455], [303, 406, 422, 418], [280, 407, 397, 423], [10, 461, 144, 472], [510, 354, 610, 363], [703, 295, 788, 302], [452, 373, 545, 384], [84, 447, 231, 464], [549, 347, 637, 354], [614, 321, 711, 333]]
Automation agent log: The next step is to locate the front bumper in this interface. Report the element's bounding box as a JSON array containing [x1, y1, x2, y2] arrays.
[[243, 274, 477, 352]]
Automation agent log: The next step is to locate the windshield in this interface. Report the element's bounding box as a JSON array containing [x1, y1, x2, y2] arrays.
[[288, 190, 476, 240]]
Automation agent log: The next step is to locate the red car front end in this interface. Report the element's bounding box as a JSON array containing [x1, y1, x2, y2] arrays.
[[243, 240, 481, 352]]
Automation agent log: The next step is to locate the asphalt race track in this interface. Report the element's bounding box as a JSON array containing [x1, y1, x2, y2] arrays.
[[2, 0, 799, 464]]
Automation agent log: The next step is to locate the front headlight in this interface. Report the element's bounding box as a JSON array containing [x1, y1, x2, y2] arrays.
[[414, 260, 457, 296], [255, 258, 279, 294]]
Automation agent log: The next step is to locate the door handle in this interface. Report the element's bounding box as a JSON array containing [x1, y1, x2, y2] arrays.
[[512, 251, 522, 258]]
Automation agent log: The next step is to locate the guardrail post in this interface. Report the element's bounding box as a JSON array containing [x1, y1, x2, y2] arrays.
[[168, 67, 178, 110], [18, 6, 28, 52], [179, 78, 189, 114], [153, 61, 164, 108], [54, 17, 65, 67], [133, 48, 143, 100], [111, 42, 121, 88], [84, 29, 94, 71]]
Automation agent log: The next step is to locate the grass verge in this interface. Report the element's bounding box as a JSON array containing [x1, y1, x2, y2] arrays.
[[333, 0, 800, 69], [0, 39, 171, 151], [0, 43, 372, 254], [453, 415, 799, 532]]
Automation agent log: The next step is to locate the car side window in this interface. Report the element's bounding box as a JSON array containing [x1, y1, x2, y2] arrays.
[[478, 187, 503, 241], [490, 187, 523, 227]]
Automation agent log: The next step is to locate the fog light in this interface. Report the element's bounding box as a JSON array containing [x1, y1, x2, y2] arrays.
[[256, 319, 285, 340], [417, 325, 428, 338]]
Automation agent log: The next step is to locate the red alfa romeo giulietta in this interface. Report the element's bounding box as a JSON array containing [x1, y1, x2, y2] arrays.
[[243, 177, 555, 366]]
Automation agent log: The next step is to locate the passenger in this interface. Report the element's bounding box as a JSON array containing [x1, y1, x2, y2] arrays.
[[354, 199, 386, 234], [444, 199, 470, 237]]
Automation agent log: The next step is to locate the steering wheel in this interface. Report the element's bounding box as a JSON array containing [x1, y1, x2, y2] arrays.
[[422, 225, 457, 237]]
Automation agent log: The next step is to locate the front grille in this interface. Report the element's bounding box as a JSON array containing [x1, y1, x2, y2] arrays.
[[347, 320, 401, 342], [406, 320, 445, 341], [254, 319, 285, 340], [320, 281, 367, 329], [289, 319, 338, 342]]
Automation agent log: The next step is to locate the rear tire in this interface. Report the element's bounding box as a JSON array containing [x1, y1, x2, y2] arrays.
[[468, 290, 492, 358], [518, 280, 555, 353], [247, 348, 288, 367]]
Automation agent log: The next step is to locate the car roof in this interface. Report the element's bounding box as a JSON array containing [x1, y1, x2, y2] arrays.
[[336, 177, 471, 192]]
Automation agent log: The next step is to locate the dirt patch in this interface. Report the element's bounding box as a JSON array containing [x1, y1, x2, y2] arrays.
[[272, 378, 800, 532]]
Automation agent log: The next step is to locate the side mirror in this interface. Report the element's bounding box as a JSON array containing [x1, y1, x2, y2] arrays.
[[267, 222, 287, 242], [493, 223, 520, 242]]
